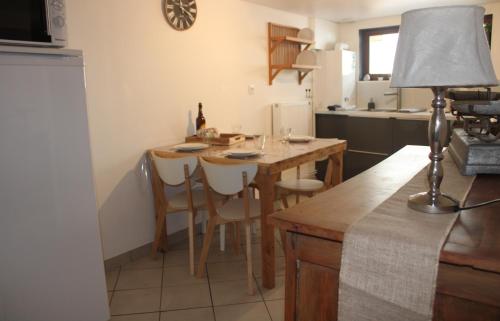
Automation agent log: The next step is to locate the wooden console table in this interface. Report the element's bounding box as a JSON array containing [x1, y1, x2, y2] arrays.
[[270, 146, 500, 321]]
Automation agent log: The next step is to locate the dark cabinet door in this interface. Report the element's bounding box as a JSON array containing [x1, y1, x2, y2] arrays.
[[315, 114, 452, 181], [344, 150, 388, 180], [392, 119, 429, 153], [315, 114, 348, 139], [346, 117, 393, 154], [392, 119, 454, 153]]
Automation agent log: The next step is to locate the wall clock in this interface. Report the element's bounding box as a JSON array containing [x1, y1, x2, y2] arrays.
[[163, 0, 197, 31]]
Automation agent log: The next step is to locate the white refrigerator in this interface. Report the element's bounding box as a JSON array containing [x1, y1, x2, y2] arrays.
[[0, 47, 109, 321], [313, 49, 356, 110]]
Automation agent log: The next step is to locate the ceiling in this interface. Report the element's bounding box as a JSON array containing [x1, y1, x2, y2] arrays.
[[242, 0, 498, 22]]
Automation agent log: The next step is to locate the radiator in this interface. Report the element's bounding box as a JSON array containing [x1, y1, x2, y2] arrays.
[[271, 101, 313, 137]]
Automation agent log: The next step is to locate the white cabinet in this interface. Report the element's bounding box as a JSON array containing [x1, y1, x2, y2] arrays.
[[0, 48, 109, 321]]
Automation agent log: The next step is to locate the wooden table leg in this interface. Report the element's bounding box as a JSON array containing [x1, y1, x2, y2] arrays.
[[255, 172, 279, 289], [148, 151, 168, 256], [324, 151, 344, 189]]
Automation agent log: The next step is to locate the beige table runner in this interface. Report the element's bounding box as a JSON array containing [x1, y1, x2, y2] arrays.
[[338, 155, 475, 321]]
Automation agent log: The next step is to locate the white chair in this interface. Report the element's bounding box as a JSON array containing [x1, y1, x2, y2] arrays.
[[275, 163, 330, 208], [151, 152, 206, 275], [196, 158, 259, 295]]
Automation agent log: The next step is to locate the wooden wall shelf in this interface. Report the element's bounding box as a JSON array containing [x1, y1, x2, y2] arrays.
[[268, 23, 318, 85]]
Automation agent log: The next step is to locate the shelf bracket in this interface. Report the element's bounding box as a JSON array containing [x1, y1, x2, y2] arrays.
[[269, 67, 284, 85], [298, 70, 312, 85]]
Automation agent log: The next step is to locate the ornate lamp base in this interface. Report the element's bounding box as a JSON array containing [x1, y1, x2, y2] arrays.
[[408, 192, 459, 214], [408, 87, 460, 215]]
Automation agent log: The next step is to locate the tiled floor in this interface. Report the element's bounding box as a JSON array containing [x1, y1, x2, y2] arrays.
[[106, 227, 285, 321]]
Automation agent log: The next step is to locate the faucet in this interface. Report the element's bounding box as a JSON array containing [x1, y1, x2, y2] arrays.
[[383, 88, 402, 111]]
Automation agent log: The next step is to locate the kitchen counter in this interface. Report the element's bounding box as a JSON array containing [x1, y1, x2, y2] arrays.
[[316, 109, 457, 121]]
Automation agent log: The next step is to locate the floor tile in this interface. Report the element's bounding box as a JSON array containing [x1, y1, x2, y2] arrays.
[[115, 269, 162, 290], [164, 249, 199, 267], [163, 265, 207, 286], [214, 302, 272, 321], [160, 307, 214, 321], [122, 254, 164, 270], [266, 299, 284, 321], [210, 279, 262, 306], [106, 269, 120, 291], [110, 288, 161, 315], [207, 260, 250, 282], [168, 240, 191, 251], [161, 283, 211, 310], [168, 234, 206, 251], [206, 246, 245, 263], [252, 257, 286, 278], [109, 312, 159, 321], [257, 276, 285, 301]]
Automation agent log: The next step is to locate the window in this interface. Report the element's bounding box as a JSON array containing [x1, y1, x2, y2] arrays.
[[484, 14, 493, 47], [359, 26, 399, 80]]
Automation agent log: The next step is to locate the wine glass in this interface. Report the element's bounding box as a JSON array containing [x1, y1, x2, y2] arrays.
[[254, 134, 266, 152], [280, 127, 292, 143]]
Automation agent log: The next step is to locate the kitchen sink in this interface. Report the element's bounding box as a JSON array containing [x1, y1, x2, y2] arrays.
[[355, 108, 398, 112]]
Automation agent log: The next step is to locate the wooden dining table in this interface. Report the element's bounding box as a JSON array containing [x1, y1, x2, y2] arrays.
[[149, 137, 347, 289]]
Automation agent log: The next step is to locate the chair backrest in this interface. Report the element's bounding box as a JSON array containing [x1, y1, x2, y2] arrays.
[[200, 158, 258, 195], [152, 152, 198, 186]]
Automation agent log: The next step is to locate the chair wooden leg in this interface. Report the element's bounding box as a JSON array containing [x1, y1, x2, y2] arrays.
[[197, 218, 217, 278], [281, 196, 289, 209], [295, 193, 300, 205], [152, 211, 166, 258], [160, 225, 168, 252], [245, 222, 255, 295], [188, 210, 195, 276]]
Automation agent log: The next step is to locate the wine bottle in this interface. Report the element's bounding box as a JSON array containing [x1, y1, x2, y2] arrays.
[[196, 102, 206, 131]]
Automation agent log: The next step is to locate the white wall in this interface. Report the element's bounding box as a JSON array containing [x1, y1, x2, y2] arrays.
[[65, 0, 338, 259], [338, 2, 500, 109], [310, 18, 339, 50]]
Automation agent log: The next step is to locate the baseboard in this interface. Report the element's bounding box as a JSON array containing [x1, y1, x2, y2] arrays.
[[104, 223, 198, 272]]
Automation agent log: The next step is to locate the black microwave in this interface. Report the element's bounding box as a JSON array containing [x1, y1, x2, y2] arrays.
[[0, 0, 67, 47]]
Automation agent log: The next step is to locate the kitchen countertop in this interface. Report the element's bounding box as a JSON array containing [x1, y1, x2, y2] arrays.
[[316, 109, 457, 121]]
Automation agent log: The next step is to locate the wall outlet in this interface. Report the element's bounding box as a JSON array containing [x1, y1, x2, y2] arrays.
[[248, 85, 255, 95]]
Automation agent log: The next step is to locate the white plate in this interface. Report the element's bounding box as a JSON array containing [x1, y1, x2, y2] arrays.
[[288, 135, 315, 143], [225, 149, 260, 158], [297, 28, 314, 41], [173, 143, 209, 151]]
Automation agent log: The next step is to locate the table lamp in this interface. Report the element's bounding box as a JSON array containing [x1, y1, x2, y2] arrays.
[[391, 5, 497, 214]]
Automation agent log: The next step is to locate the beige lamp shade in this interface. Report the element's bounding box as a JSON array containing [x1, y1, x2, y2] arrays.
[[391, 6, 497, 88]]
